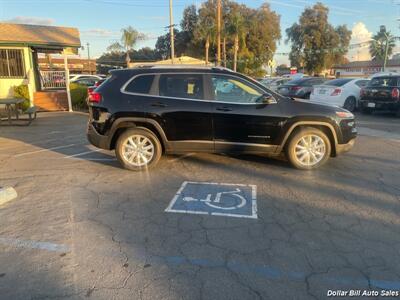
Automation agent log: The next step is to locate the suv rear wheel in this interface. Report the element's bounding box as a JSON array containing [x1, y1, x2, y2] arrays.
[[285, 127, 331, 170], [115, 128, 162, 171]]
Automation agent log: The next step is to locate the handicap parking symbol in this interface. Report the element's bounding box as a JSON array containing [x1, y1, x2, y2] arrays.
[[165, 181, 257, 219]]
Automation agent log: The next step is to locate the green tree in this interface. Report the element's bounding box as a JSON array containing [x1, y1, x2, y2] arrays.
[[226, 8, 245, 71], [155, 29, 187, 59], [369, 27, 396, 61], [121, 26, 145, 66], [286, 2, 350, 74], [194, 0, 217, 64], [106, 42, 123, 54]]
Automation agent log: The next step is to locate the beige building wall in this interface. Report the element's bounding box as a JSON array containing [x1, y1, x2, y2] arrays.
[[0, 46, 36, 105]]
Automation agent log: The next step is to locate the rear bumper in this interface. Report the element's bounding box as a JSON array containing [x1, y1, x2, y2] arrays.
[[336, 138, 355, 155], [87, 122, 110, 150], [359, 100, 400, 111]]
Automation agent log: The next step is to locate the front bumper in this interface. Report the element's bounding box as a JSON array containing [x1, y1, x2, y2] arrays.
[[87, 122, 110, 150], [336, 138, 355, 155]]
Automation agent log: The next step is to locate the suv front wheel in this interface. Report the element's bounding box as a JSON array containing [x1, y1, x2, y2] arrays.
[[285, 127, 331, 170], [116, 128, 162, 171]]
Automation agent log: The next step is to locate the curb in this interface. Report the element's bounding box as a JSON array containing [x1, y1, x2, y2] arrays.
[[0, 187, 17, 206]]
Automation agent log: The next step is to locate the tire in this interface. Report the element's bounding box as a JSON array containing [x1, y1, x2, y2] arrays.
[[115, 127, 162, 171], [361, 107, 373, 114], [343, 97, 356, 112], [285, 127, 331, 170]]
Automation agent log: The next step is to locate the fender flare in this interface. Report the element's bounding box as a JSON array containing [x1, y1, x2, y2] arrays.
[[108, 117, 169, 149], [278, 121, 339, 153]]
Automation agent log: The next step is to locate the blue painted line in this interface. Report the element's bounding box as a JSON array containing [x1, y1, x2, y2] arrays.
[[163, 255, 400, 290], [0, 237, 70, 253]]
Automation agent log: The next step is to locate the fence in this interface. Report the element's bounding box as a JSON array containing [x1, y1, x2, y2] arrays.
[[40, 71, 66, 89]]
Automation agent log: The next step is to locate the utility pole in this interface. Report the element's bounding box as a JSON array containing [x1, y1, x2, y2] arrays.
[[169, 0, 175, 64], [216, 0, 221, 66], [86, 42, 92, 74], [380, 25, 390, 72]]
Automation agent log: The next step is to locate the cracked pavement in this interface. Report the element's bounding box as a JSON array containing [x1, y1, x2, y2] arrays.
[[0, 112, 399, 299]]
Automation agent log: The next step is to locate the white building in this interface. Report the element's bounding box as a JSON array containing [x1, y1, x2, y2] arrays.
[[333, 59, 400, 78]]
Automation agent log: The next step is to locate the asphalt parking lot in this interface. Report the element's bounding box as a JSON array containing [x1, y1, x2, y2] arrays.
[[0, 112, 399, 299]]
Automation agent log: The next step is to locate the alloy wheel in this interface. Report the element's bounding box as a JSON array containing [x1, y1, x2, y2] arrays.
[[294, 134, 326, 167], [122, 135, 155, 167]]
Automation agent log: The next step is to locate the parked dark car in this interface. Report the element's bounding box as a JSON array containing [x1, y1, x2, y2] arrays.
[[277, 77, 326, 99], [87, 66, 356, 170], [359, 75, 400, 115]]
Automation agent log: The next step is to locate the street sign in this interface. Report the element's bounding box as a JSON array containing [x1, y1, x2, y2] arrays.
[[165, 181, 257, 219]]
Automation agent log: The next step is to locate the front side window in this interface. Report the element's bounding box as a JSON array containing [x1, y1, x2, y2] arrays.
[[125, 75, 155, 94], [0, 49, 25, 78], [211, 75, 263, 104], [159, 74, 203, 99]]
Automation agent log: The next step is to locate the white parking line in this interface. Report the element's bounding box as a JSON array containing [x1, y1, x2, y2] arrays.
[[14, 144, 77, 158], [64, 149, 102, 158]]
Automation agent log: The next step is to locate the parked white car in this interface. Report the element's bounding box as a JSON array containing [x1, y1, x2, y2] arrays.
[[310, 78, 369, 112], [69, 74, 102, 82]]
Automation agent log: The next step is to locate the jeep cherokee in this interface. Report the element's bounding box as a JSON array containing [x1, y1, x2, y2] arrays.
[[87, 66, 357, 170]]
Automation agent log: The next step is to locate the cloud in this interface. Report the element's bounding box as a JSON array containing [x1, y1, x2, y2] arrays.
[[4, 16, 55, 25], [347, 22, 373, 61], [350, 22, 373, 44], [81, 29, 119, 37]]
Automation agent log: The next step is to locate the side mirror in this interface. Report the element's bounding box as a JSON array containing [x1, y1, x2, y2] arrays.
[[260, 93, 277, 104]]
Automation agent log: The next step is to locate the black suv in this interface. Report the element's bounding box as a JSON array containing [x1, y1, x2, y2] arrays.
[[360, 75, 400, 115], [87, 66, 357, 170]]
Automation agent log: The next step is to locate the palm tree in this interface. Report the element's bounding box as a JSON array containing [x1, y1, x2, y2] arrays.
[[121, 26, 145, 66], [195, 2, 216, 65], [369, 28, 396, 61], [226, 11, 245, 71]]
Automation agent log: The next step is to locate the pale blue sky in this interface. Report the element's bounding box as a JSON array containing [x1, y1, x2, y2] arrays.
[[1, 0, 400, 65]]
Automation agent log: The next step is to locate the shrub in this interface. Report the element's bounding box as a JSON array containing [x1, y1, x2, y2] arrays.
[[13, 84, 31, 111], [70, 83, 88, 110]]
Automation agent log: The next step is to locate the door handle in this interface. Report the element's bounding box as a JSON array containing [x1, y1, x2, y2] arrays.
[[216, 107, 232, 112], [151, 102, 168, 108]]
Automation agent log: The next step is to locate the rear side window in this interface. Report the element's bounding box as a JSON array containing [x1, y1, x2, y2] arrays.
[[355, 80, 369, 88], [159, 74, 203, 99], [368, 77, 398, 87], [125, 75, 155, 94], [325, 78, 352, 86]]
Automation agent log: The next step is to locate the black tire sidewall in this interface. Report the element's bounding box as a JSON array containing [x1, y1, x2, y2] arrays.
[[344, 97, 356, 112], [285, 127, 331, 170], [115, 128, 162, 171]]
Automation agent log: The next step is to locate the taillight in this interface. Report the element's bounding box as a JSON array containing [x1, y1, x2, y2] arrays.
[[391, 88, 399, 100], [87, 87, 94, 94], [95, 81, 102, 87], [331, 88, 342, 96], [291, 86, 301, 91], [88, 92, 102, 103]]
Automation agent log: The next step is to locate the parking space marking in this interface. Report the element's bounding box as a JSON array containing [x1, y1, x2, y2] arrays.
[[0, 237, 70, 253], [14, 144, 78, 158], [165, 181, 257, 219], [64, 149, 102, 158]]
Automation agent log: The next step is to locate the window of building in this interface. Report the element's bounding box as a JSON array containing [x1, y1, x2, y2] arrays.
[[0, 49, 25, 78]]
